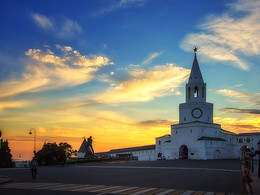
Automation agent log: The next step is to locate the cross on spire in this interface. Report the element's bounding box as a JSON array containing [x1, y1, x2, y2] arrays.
[[193, 47, 198, 53]]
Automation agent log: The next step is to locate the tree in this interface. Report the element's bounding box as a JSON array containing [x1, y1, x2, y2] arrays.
[[0, 139, 13, 168], [36, 142, 73, 165]]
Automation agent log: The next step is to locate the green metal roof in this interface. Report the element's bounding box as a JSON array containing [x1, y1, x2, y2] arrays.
[[198, 136, 226, 141]]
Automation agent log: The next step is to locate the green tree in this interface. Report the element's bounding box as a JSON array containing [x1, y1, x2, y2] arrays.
[[36, 142, 73, 165], [0, 139, 13, 168]]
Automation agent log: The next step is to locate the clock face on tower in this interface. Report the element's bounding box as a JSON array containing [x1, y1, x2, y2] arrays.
[[191, 108, 203, 119]]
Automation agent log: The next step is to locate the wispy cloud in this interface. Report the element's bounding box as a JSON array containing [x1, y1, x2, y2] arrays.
[[0, 100, 31, 111], [32, 14, 53, 30], [221, 107, 260, 115], [95, 63, 190, 103], [210, 89, 260, 105], [180, 0, 260, 70], [138, 119, 176, 127], [32, 13, 82, 38], [92, 0, 148, 16], [215, 116, 260, 133], [142, 52, 162, 65], [0, 45, 113, 98]]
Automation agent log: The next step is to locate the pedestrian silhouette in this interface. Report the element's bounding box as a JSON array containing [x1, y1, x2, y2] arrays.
[[242, 160, 253, 194], [30, 157, 38, 179]]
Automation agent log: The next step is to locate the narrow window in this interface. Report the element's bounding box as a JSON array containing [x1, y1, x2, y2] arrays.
[[188, 87, 191, 98], [202, 86, 205, 98], [194, 87, 198, 98], [159, 141, 161, 145], [184, 117, 186, 121], [190, 129, 192, 133]]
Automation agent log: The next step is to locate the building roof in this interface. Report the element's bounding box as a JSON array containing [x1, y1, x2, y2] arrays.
[[198, 136, 226, 141], [109, 145, 155, 154], [155, 134, 171, 139], [236, 132, 260, 136], [221, 129, 236, 135]]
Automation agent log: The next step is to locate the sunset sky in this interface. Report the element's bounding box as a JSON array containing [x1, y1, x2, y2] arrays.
[[0, 0, 259, 160]]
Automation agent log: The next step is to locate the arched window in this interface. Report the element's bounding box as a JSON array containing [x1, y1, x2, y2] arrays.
[[194, 87, 198, 98]]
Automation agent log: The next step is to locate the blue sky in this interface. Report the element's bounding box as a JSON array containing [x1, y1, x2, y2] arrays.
[[0, 0, 259, 160]]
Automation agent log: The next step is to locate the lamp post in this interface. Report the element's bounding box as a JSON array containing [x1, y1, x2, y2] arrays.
[[29, 128, 36, 158], [0, 130, 2, 150], [250, 147, 255, 173], [257, 140, 260, 178]]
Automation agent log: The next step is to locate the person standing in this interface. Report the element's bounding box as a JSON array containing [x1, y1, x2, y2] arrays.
[[242, 161, 253, 194], [30, 157, 38, 179], [87, 136, 94, 154]]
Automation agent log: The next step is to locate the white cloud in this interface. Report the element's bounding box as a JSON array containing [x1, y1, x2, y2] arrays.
[[142, 52, 162, 65], [180, 0, 260, 70], [95, 63, 190, 103], [92, 0, 148, 16], [0, 46, 113, 98], [57, 18, 82, 38], [32, 14, 53, 30], [32, 13, 82, 38], [210, 89, 260, 105], [0, 100, 31, 111]]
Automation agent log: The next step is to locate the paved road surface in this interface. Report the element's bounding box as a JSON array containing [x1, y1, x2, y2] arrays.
[[0, 160, 243, 194]]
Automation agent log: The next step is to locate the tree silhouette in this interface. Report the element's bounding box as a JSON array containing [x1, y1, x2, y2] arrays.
[[0, 140, 13, 168], [36, 142, 73, 165]]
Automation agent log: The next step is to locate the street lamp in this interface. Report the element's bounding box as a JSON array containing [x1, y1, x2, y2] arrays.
[[0, 130, 2, 150], [29, 128, 36, 158], [250, 147, 255, 172], [257, 140, 260, 178]]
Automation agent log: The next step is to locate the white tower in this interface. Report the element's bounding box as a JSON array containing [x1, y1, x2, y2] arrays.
[[179, 49, 213, 124]]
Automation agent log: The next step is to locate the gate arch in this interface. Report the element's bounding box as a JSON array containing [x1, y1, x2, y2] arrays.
[[214, 150, 221, 159], [179, 145, 188, 159]]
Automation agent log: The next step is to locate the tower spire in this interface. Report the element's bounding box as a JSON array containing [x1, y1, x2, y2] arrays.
[[188, 47, 204, 83]]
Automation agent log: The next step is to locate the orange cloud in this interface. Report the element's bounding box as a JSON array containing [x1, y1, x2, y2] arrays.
[[215, 115, 260, 134], [95, 64, 190, 103], [0, 46, 113, 98]]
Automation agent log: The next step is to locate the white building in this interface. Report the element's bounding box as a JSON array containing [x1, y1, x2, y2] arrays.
[[156, 51, 260, 160], [108, 145, 156, 161]]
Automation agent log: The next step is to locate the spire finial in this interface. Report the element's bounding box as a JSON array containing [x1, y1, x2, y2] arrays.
[[193, 47, 198, 53]]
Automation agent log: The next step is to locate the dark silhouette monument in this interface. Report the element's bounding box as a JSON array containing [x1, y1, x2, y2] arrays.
[[78, 136, 95, 158]]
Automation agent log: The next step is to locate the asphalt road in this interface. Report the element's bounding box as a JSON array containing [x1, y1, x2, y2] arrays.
[[0, 160, 243, 194]]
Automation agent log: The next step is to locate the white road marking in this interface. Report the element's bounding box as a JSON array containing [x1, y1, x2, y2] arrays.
[[89, 185, 122, 192], [73, 165, 240, 172], [111, 186, 139, 194], [156, 189, 176, 195], [180, 190, 195, 195], [70, 185, 105, 191], [130, 187, 157, 195]]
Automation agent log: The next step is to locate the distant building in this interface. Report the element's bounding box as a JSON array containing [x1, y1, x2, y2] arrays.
[[108, 145, 156, 161]]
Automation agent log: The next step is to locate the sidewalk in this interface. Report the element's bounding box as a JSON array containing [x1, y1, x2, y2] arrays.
[[0, 175, 12, 184]]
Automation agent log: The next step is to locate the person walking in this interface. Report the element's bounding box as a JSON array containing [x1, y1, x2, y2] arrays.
[[242, 160, 253, 194], [30, 157, 38, 179]]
